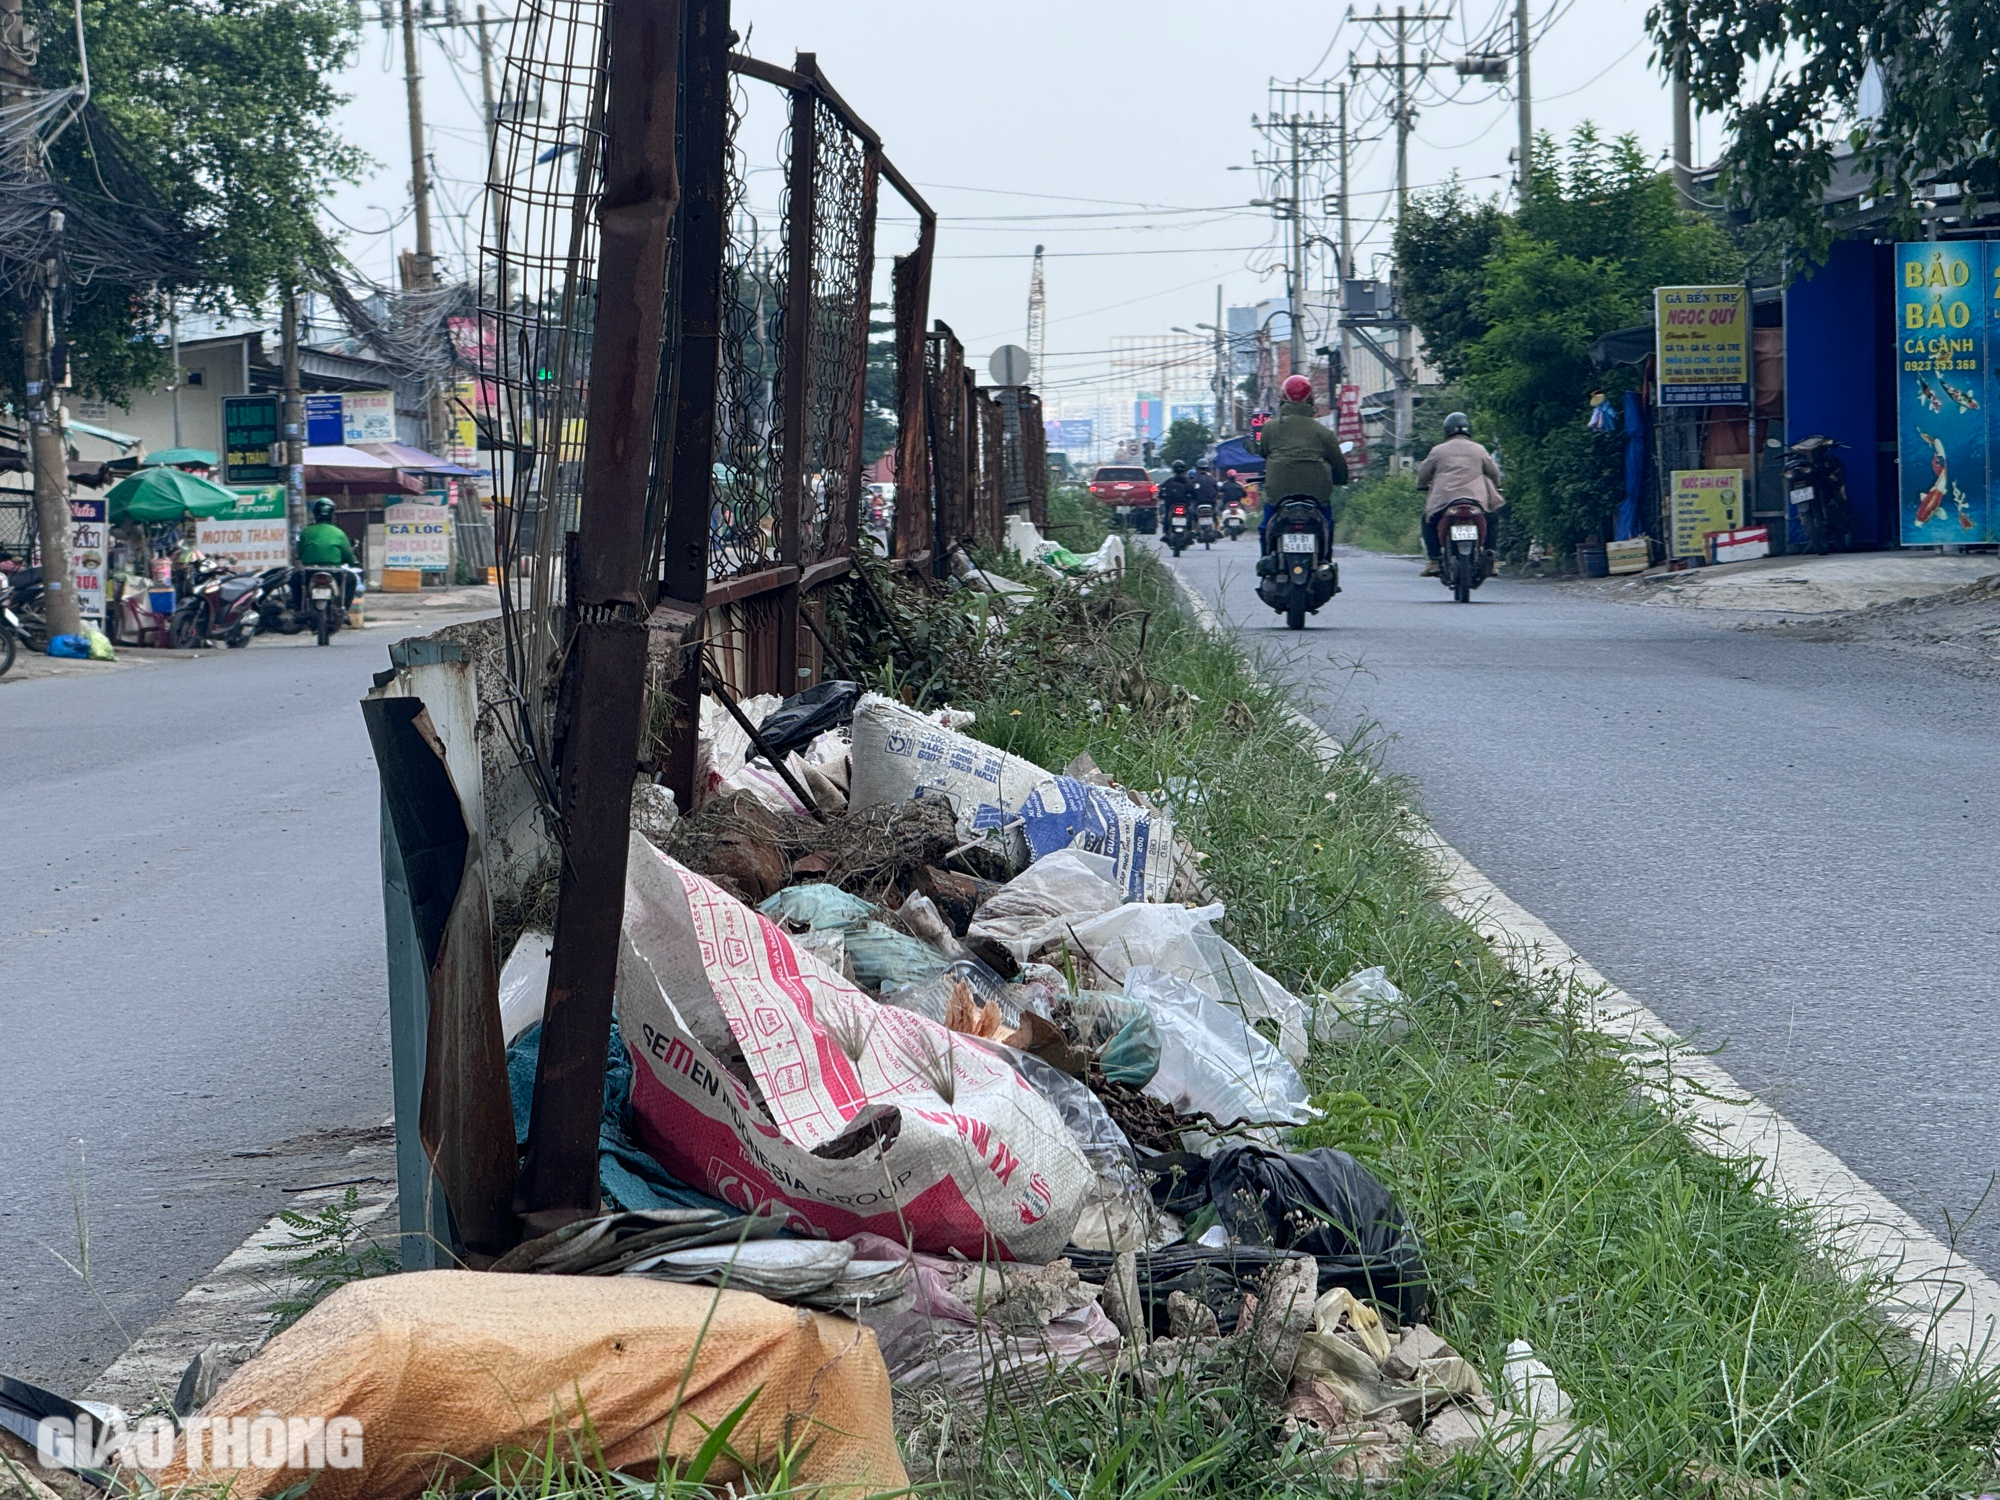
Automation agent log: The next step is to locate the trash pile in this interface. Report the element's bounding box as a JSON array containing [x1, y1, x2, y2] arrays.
[[1, 674, 1564, 1499]]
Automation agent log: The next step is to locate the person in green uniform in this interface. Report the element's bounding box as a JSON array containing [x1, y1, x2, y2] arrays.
[[296, 499, 358, 566]]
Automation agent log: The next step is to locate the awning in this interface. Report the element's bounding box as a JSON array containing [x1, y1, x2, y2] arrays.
[[303, 444, 428, 497], [141, 447, 220, 469], [1588, 325, 1655, 370], [355, 441, 481, 478], [69, 417, 144, 451]]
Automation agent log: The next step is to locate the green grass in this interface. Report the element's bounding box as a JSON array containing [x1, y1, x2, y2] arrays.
[[1337, 471, 1424, 554], [956, 547, 2000, 1498]]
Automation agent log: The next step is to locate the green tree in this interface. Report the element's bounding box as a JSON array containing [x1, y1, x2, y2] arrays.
[[1394, 183, 1507, 383], [1456, 127, 1740, 553], [20, 0, 363, 405], [1650, 0, 2000, 258], [1158, 417, 1211, 468]]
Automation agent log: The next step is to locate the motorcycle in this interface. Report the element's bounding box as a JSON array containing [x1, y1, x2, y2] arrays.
[[0, 571, 23, 676], [1785, 435, 1851, 555], [251, 565, 361, 643], [3, 564, 45, 650], [1222, 505, 1246, 541], [1164, 502, 1193, 556], [300, 565, 356, 645], [177, 557, 281, 647], [1255, 494, 1339, 630], [1433, 500, 1495, 604], [1194, 501, 1218, 550]]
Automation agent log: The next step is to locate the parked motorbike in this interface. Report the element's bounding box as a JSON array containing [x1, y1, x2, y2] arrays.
[[178, 557, 279, 647], [1785, 435, 1851, 555], [1222, 506, 1245, 541], [1433, 500, 1495, 604], [1164, 502, 1193, 556], [1254, 494, 1338, 630], [0, 571, 22, 676], [1194, 501, 1218, 550], [3, 564, 46, 650]]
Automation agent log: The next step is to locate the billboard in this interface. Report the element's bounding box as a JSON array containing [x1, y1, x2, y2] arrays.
[[1044, 418, 1092, 451], [1655, 286, 1748, 406], [1896, 242, 1987, 543], [1169, 404, 1209, 429], [197, 485, 289, 571], [222, 394, 283, 483], [1133, 395, 1163, 444], [385, 498, 452, 570], [69, 496, 107, 627], [342, 390, 398, 445], [304, 393, 344, 446]]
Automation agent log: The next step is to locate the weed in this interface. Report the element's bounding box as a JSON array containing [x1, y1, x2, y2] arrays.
[[267, 1187, 396, 1332]]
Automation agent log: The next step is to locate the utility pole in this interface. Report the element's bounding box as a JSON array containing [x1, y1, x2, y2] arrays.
[[473, 5, 501, 158], [1671, 43, 1693, 204], [1337, 82, 1353, 405], [1213, 284, 1226, 432], [1353, 5, 1447, 457], [1288, 116, 1307, 382], [0, 0, 76, 636], [394, 0, 453, 454], [282, 287, 306, 541], [1515, 0, 1533, 201]]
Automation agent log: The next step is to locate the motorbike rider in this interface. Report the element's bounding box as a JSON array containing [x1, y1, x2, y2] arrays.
[[1157, 459, 1197, 525], [1218, 469, 1248, 509], [1254, 373, 1347, 547], [1414, 412, 1503, 576], [295, 499, 360, 607], [1191, 462, 1220, 508]]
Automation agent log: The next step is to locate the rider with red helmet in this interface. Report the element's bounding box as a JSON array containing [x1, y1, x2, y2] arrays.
[[1252, 373, 1347, 545]]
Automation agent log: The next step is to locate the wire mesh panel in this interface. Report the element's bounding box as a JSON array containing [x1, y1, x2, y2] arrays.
[[977, 387, 1005, 549], [925, 323, 967, 552], [479, 0, 609, 747], [710, 74, 786, 583], [793, 102, 871, 568]]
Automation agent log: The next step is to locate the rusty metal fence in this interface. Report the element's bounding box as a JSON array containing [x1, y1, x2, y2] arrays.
[[480, 20, 1051, 814]]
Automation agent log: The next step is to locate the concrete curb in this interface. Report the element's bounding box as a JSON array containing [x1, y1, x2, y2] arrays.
[[1160, 548, 2000, 1376]]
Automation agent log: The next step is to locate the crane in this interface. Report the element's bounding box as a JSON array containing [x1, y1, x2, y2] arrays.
[[1025, 243, 1046, 387]]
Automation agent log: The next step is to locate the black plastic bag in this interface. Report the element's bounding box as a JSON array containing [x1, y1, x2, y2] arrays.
[[1143, 1144, 1428, 1324], [1065, 1244, 1314, 1337], [756, 680, 861, 758]]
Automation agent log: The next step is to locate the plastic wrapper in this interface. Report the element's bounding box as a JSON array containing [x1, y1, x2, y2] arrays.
[[760, 884, 876, 931], [756, 680, 861, 758], [497, 929, 552, 1045], [989, 1042, 1134, 1169], [965, 846, 1123, 963], [1066, 901, 1308, 1064], [847, 692, 1046, 852], [1313, 965, 1412, 1042], [881, 957, 1023, 1027], [1123, 966, 1312, 1127], [844, 920, 952, 991]]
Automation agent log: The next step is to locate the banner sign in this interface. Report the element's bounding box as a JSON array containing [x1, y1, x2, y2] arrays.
[[304, 393, 345, 446], [1655, 286, 1749, 406], [69, 496, 106, 627], [341, 390, 397, 445], [384, 499, 452, 570], [222, 394, 283, 483], [1044, 418, 1092, 450], [1133, 395, 1163, 444], [1895, 241, 1989, 543], [1668, 468, 1744, 558], [197, 485, 289, 571]]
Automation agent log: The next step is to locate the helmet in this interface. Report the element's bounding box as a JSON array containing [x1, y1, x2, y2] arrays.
[[1171, 459, 1188, 474], [1442, 411, 1471, 438], [310, 499, 335, 523], [1225, 469, 1238, 478], [1281, 374, 1313, 403]]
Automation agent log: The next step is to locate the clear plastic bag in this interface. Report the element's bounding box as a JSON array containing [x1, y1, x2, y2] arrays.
[[1066, 902, 1308, 1064], [965, 846, 1123, 964], [1123, 965, 1312, 1127], [1312, 965, 1411, 1043], [990, 1043, 1134, 1169]]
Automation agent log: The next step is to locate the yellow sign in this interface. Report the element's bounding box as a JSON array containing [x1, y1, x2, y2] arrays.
[[1669, 468, 1744, 557], [1655, 286, 1749, 406]]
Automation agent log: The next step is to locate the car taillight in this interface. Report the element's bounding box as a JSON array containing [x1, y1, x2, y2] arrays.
[[1145, 484, 1157, 498]]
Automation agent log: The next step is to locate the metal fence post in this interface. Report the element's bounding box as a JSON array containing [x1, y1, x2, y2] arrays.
[[658, 0, 732, 811], [893, 222, 933, 564], [775, 54, 818, 696], [843, 145, 879, 575], [516, 0, 683, 1235]]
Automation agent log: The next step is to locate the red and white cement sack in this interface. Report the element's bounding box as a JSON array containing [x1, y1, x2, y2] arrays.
[[616, 835, 1089, 1261]]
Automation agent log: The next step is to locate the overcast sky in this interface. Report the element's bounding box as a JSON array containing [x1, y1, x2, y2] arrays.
[[323, 0, 1696, 417]]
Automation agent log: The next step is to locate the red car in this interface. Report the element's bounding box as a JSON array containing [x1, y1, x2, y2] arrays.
[[1087, 465, 1158, 534]]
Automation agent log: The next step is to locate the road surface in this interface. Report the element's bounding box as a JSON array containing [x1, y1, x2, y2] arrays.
[[0, 613, 484, 1388], [1170, 540, 2000, 1281]]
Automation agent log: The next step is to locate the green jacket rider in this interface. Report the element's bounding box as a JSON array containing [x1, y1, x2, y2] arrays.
[[296, 500, 358, 567], [1254, 373, 1348, 544]]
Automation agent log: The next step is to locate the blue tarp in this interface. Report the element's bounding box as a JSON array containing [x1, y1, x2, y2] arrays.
[[1205, 435, 1264, 475], [1616, 390, 1646, 541]]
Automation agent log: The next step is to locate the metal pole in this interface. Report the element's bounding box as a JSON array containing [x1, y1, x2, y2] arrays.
[[1515, 0, 1533, 201], [400, 0, 451, 453], [1338, 82, 1353, 404], [776, 54, 819, 696], [656, 0, 731, 815], [1671, 44, 1692, 204], [475, 5, 500, 159], [282, 287, 306, 543], [1288, 117, 1305, 382], [169, 303, 183, 447], [1395, 9, 1414, 455], [516, 0, 683, 1236], [1213, 284, 1225, 432], [892, 211, 934, 562]]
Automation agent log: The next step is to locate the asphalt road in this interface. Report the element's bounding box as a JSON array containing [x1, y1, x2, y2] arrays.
[[1171, 539, 2000, 1280], [0, 613, 483, 1389]]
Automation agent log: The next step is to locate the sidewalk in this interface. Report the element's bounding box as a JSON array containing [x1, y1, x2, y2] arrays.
[[358, 581, 505, 624], [1588, 549, 1997, 616]]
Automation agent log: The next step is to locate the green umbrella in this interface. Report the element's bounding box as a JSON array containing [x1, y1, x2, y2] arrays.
[[106, 466, 241, 524], [142, 447, 219, 469]]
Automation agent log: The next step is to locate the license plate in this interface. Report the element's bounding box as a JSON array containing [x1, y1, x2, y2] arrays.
[[311, 587, 334, 601], [1450, 524, 1480, 541], [1171, 518, 1187, 528], [1281, 533, 1315, 553], [1789, 486, 1813, 503]]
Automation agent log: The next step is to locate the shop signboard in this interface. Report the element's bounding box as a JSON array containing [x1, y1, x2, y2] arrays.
[[1654, 286, 1749, 406], [1668, 468, 1744, 557], [69, 496, 106, 627], [384, 498, 452, 571], [304, 393, 345, 446], [341, 390, 398, 445], [222, 394, 283, 483], [197, 485, 289, 571], [1895, 241, 1988, 543], [448, 380, 479, 467]]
